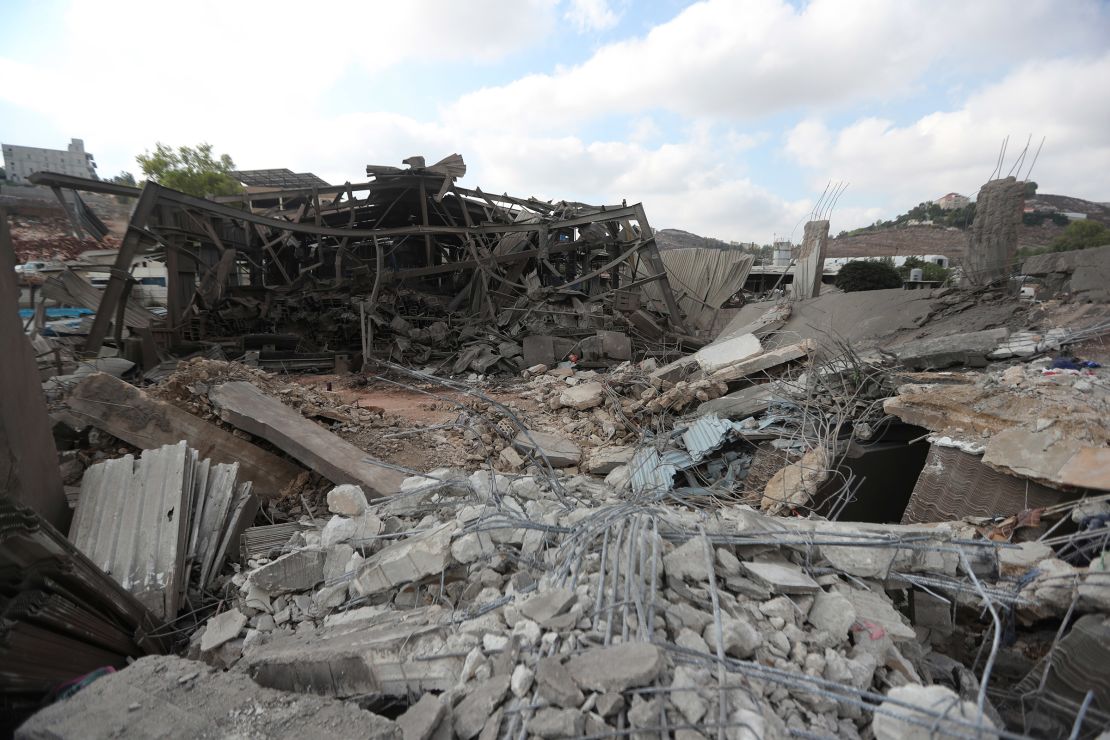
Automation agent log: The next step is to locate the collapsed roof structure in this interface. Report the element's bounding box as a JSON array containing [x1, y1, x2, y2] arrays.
[[30, 155, 702, 374]]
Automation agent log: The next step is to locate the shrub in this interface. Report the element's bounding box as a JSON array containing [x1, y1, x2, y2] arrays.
[[835, 260, 904, 292], [1051, 220, 1110, 252]]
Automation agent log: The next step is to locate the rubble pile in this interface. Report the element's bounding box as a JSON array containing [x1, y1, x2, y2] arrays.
[[7, 166, 1110, 738], [183, 474, 1106, 739]]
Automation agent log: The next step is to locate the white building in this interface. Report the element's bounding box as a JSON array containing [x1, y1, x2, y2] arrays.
[[2, 138, 98, 184]]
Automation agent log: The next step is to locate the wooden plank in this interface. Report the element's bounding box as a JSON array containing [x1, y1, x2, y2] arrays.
[[66, 373, 299, 498], [209, 381, 405, 498]]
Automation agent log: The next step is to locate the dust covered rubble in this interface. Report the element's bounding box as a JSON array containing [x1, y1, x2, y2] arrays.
[[177, 465, 1104, 740]]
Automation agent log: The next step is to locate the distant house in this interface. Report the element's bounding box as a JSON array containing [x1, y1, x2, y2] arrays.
[[934, 192, 970, 210], [2, 138, 98, 184]]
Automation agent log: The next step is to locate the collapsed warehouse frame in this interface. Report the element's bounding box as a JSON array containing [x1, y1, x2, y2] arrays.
[[31, 158, 691, 371]]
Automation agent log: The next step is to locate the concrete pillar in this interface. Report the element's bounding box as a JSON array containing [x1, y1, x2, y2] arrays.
[[794, 220, 829, 300], [963, 177, 1024, 287]]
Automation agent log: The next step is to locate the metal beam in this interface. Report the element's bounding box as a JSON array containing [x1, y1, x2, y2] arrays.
[[28, 171, 142, 197]]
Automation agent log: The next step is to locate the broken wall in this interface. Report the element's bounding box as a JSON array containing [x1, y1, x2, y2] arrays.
[[963, 177, 1024, 287]]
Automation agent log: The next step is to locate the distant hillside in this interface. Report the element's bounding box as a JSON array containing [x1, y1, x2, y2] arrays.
[[656, 228, 744, 251]]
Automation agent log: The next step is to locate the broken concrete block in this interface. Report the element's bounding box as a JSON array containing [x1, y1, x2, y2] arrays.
[[702, 615, 760, 659], [565, 643, 664, 693], [453, 675, 510, 740], [873, 684, 997, 740], [527, 708, 584, 738], [14, 655, 400, 740], [999, 540, 1054, 577], [498, 446, 524, 471], [559, 381, 605, 411], [595, 692, 625, 718], [893, 328, 1010, 370], [807, 589, 856, 638], [693, 333, 762, 374], [518, 588, 577, 628], [351, 523, 455, 596], [451, 532, 495, 564], [664, 536, 712, 583], [669, 664, 710, 724], [249, 550, 326, 593], [761, 446, 828, 515], [536, 656, 585, 708], [740, 560, 820, 594], [397, 693, 445, 740], [512, 430, 581, 468], [838, 586, 915, 641], [510, 664, 534, 698], [321, 513, 384, 549], [327, 484, 368, 516], [587, 445, 634, 475], [200, 608, 247, 653]]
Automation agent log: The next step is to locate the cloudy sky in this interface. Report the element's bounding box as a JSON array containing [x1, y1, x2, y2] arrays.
[[2, 0, 1108, 242]]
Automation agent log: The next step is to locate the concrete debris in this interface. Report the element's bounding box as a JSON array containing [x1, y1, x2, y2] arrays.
[[511, 429, 581, 467], [564, 643, 664, 693], [15, 655, 401, 740], [13, 172, 1110, 739]]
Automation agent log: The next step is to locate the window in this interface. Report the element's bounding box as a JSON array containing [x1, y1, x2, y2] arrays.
[[139, 277, 166, 287]]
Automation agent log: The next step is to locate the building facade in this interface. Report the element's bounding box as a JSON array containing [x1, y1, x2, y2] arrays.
[[934, 192, 970, 210], [2, 138, 98, 184]]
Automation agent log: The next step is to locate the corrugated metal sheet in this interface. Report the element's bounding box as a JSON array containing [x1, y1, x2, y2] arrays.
[[70, 442, 254, 620], [682, 413, 743, 462], [628, 446, 679, 496], [41, 270, 160, 328], [638, 248, 754, 330], [902, 443, 1065, 524]]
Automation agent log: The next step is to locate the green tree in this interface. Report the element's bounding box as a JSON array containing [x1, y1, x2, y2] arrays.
[[835, 260, 903, 292], [1024, 181, 1038, 197], [109, 171, 137, 187], [136, 142, 243, 197], [1051, 220, 1110, 252]]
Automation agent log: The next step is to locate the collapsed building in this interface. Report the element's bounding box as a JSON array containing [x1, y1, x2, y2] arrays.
[[3, 161, 1110, 739]]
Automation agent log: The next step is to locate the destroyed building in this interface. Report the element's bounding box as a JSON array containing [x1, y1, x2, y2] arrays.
[[3, 157, 1110, 739]]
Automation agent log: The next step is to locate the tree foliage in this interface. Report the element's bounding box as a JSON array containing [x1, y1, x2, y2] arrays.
[[1051, 220, 1110, 253], [1024, 181, 1038, 197], [108, 171, 137, 187], [835, 260, 903, 292], [136, 142, 243, 197], [897, 256, 950, 283]]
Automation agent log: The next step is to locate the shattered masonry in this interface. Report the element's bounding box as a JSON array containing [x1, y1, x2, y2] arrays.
[[3, 159, 1110, 739]]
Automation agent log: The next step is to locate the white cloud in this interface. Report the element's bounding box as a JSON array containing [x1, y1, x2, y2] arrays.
[[446, 0, 1109, 133], [785, 53, 1110, 214], [564, 0, 621, 32]]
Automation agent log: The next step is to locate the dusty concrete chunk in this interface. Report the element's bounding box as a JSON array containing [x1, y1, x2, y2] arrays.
[[528, 708, 584, 738], [808, 590, 856, 638], [595, 692, 625, 718], [15, 655, 400, 740], [451, 532, 495, 564], [702, 615, 760, 659], [200, 608, 247, 653], [664, 536, 711, 582], [510, 664, 534, 698], [999, 540, 1054, 577], [397, 693, 445, 740], [669, 664, 709, 724], [740, 560, 820, 594], [761, 447, 828, 515], [327, 484, 368, 516], [873, 684, 997, 740], [838, 586, 915, 641], [536, 657, 584, 708], [565, 643, 664, 693], [587, 445, 634, 475], [559, 381, 605, 411], [352, 523, 455, 596], [693, 333, 762, 374], [453, 675, 510, 740], [893, 328, 1010, 370], [519, 588, 577, 628], [249, 549, 326, 593], [512, 430, 581, 467], [321, 513, 383, 548]]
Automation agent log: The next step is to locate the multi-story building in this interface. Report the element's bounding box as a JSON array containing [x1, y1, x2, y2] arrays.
[[2, 138, 98, 184], [934, 192, 970, 210]]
